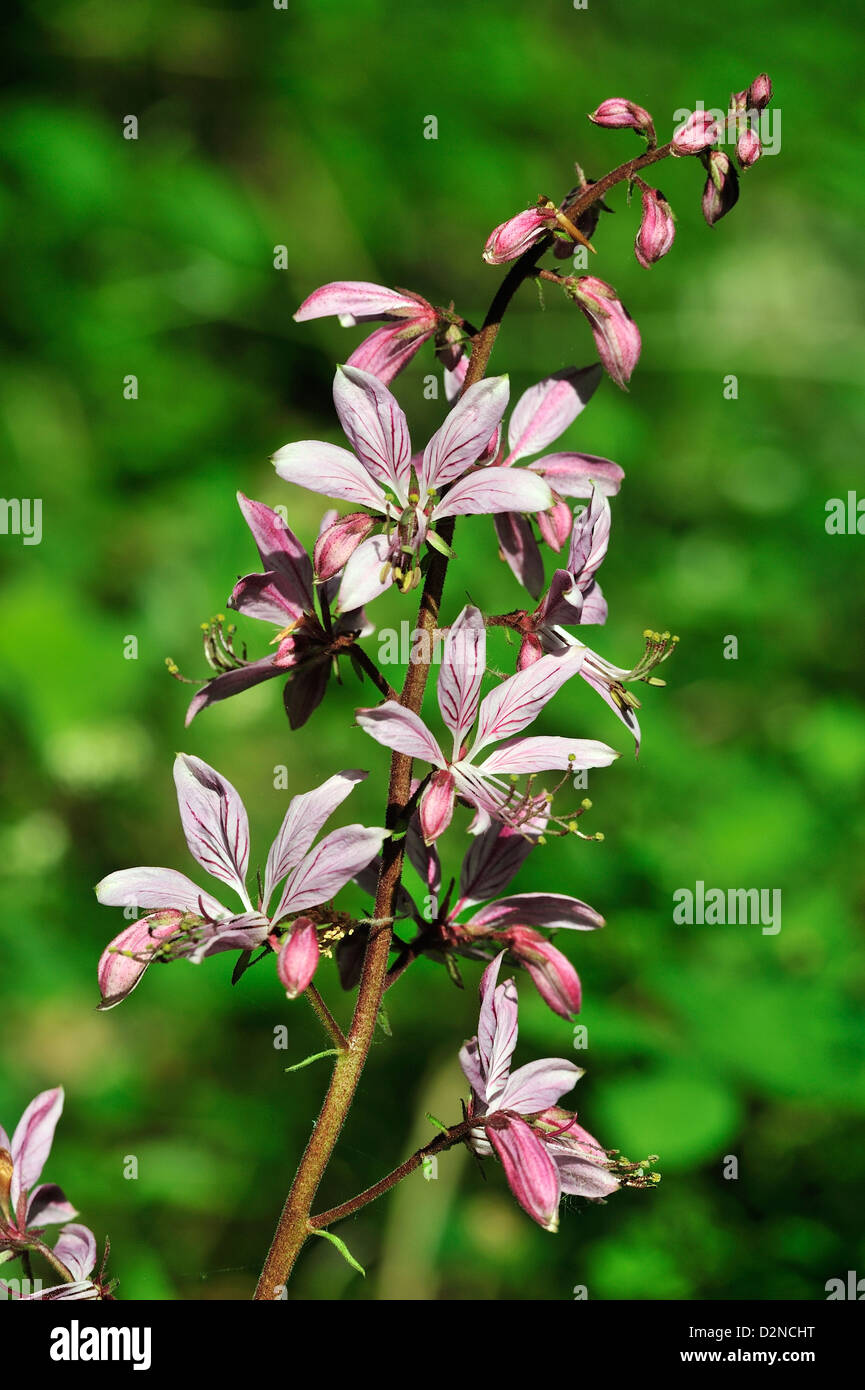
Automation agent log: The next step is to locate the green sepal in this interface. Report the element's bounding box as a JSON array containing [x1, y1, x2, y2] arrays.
[[310, 1228, 366, 1277]]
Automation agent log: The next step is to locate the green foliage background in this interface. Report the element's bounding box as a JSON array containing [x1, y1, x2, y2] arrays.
[[2, 0, 864, 1300]]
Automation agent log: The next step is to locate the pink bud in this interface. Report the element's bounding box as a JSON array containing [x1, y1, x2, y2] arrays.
[[747, 73, 772, 110], [588, 99, 655, 141], [728, 88, 749, 114], [736, 127, 762, 168], [483, 206, 556, 266], [276, 918, 320, 998], [517, 633, 544, 670], [503, 927, 582, 1018], [701, 151, 739, 227], [419, 769, 456, 845], [565, 276, 641, 390], [313, 511, 375, 582], [671, 108, 722, 156], [537, 497, 573, 552], [634, 187, 676, 268]]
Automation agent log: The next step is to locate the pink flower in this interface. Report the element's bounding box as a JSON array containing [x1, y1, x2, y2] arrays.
[[356, 605, 618, 839], [671, 109, 723, 156], [1, 1089, 86, 1255], [588, 98, 655, 142], [459, 955, 618, 1229], [95, 757, 387, 1008], [293, 281, 439, 385], [564, 276, 642, 390], [634, 187, 676, 268], [387, 816, 603, 1017], [488, 365, 624, 597], [183, 494, 373, 730], [274, 367, 552, 611], [520, 488, 678, 750]]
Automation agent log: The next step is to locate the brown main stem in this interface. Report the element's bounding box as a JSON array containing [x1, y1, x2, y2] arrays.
[[253, 134, 678, 1299]]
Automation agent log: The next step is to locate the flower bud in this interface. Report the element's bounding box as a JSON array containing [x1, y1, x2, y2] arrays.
[[588, 98, 655, 141], [503, 926, 582, 1018], [728, 88, 749, 114], [517, 633, 544, 670], [276, 918, 320, 998], [565, 276, 641, 390], [483, 205, 557, 265], [537, 497, 573, 552], [313, 511, 374, 582], [701, 151, 739, 227], [747, 73, 772, 110], [634, 187, 676, 268], [419, 769, 456, 845], [671, 108, 722, 156], [736, 127, 762, 168]]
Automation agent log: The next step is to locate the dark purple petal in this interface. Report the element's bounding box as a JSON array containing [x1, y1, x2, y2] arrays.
[[493, 512, 545, 599], [457, 821, 536, 908], [283, 658, 331, 730], [26, 1184, 78, 1228], [185, 656, 283, 726], [236, 493, 314, 615]]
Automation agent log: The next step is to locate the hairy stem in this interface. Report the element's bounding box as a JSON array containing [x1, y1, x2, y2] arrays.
[[309, 1118, 475, 1230]]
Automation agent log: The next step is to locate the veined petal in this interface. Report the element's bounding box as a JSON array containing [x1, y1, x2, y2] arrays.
[[173, 754, 252, 909], [274, 824, 388, 920], [184, 657, 283, 726], [431, 467, 552, 522], [472, 649, 585, 755], [95, 867, 226, 919], [236, 493, 313, 614], [26, 1184, 78, 1227], [469, 892, 604, 932], [530, 452, 624, 497], [457, 821, 537, 908], [505, 366, 602, 464], [334, 365, 411, 496], [273, 440, 389, 512], [347, 321, 434, 385], [263, 769, 367, 908], [228, 571, 302, 626], [477, 735, 620, 775], [437, 604, 486, 755], [486, 1114, 561, 1231], [476, 954, 519, 1105], [335, 534, 395, 613], [52, 1225, 97, 1283], [294, 281, 425, 322], [356, 702, 445, 767], [421, 377, 510, 491], [10, 1088, 64, 1207], [499, 1057, 582, 1114], [494, 512, 545, 599]]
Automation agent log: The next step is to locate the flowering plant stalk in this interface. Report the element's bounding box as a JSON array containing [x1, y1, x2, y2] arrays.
[[79, 75, 775, 1300]]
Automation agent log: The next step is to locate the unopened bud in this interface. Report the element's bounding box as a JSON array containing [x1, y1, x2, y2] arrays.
[[276, 918, 320, 999], [671, 109, 722, 156], [483, 204, 557, 266], [736, 127, 762, 168], [747, 73, 772, 110], [588, 98, 655, 142], [634, 187, 676, 268], [701, 151, 739, 226], [565, 276, 641, 390], [313, 511, 374, 582]]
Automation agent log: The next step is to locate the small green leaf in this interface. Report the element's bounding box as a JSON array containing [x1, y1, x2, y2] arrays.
[[311, 1228, 366, 1277], [425, 1112, 450, 1135], [284, 1049, 341, 1074], [426, 530, 457, 559], [376, 1004, 392, 1037]]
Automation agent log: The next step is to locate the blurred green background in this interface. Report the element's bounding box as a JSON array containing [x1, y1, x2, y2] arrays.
[[2, 0, 864, 1301]]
